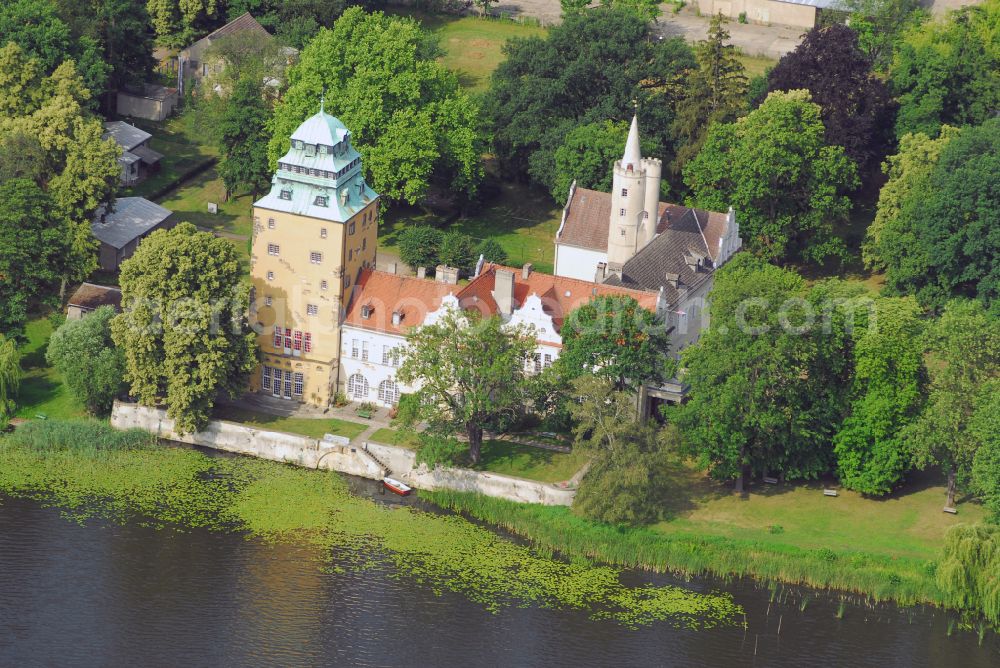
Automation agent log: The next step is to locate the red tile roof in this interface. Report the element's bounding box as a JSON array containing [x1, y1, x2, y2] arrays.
[[459, 264, 659, 336], [343, 268, 458, 335]]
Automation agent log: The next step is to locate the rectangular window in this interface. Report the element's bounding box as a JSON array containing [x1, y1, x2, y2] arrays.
[[361, 340, 369, 361], [266, 271, 275, 281], [262, 366, 272, 392], [533, 353, 542, 374], [619, 208, 625, 216], [268, 218, 275, 229], [293, 372, 304, 396], [265, 295, 272, 306], [303, 333, 312, 353], [348, 249, 353, 261], [320, 280, 328, 291], [310, 251, 322, 264], [283, 370, 292, 399], [621, 188, 628, 197], [320, 228, 327, 239], [280, 190, 292, 200], [349, 222, 356, 235], [268, 243, 279, 256], [284, 328, 293, 350], [314, 196, 328, 207], [293, 330, 303, 352], [273, 329, 282, 348], [306, 304, 318, 316], [382, 345, 391, 365], [543, 353, 552, 368], [345, 275, 351, 288], [362, 238, 367, 251], [351, 339, 359, 359]]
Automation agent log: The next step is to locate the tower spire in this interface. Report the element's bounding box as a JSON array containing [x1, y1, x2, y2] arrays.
[[622, 111, 641, 169]]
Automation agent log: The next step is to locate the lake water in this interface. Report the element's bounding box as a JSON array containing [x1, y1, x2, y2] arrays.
[[0, 490, 996, 667]]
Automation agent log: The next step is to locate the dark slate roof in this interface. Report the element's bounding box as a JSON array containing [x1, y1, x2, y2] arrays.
[[91, 197, 172, 249], [103, 121, 151, 152], [606, 208, 717, 307]]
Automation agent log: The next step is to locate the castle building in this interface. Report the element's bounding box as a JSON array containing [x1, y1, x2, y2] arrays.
[[553, 114, 742, 354], [249, 104, 379, 406]]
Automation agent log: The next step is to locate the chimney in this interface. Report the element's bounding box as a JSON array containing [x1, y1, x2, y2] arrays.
[[494, 269, 515, 316], [417, 266, 426, 279], [521, 263, 533, 280], [435, 265, 447, 282], [436, 265, 459, 285], [664, 272, 679, 288], [388, 262, 397, 275]]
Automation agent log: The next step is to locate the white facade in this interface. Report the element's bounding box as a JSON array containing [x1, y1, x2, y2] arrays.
[[553, 243, 608, 282], [340, 325, 408, 407]]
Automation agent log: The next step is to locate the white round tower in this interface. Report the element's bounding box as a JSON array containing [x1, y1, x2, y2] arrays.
[[607, 115, 646, 267]]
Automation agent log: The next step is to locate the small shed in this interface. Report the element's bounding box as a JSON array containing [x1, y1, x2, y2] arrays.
[[695, 0, 839, 29], [91, 197, 175, 271], [66, 283, 123, 320], [116, 84, 179, 122], [103, 121, 163, 186]]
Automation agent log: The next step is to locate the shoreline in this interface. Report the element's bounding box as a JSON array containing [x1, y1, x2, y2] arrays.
[[423, 490, 950, 612]]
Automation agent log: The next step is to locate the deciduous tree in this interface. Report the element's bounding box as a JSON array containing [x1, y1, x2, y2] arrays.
[[397, 226, 444, 271], [767, 23, 894, 173], [111, 223, 258, 434], [671, 256, 856, 491], [971, 390, 1000, 523], [475, 238, 508, 265], [397, 309, 535, 464], [559, 294, 672, 392], [438, 231, 477, 274], [833, 297, 926, 495], [876, 120, 1000, 312], [550, 120, 655, 203], [485, 8, 694, 190], [684, 89, 857, 265], [838, 0, 927, 70], [891, 0, 1000, 138], [46, 306, 126, 415], [146, 0, 221, 47], [218, 77, 273, 200], [903, 300, 1000, 508], [0, 179, 68, 336], [269, 9, 484, 204], [862, 126, 958, 271], [0, 335, 21, 430], [936, 524, 1000, 625]]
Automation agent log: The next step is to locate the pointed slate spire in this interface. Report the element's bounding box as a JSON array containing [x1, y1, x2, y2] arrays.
[[622, 113, 641, 169]]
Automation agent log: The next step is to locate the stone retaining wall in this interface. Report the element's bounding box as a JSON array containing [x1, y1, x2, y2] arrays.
[[111, 401, 575, 506]]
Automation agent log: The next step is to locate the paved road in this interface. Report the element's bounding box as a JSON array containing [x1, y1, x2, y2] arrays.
[[490, 2, 805, 58]]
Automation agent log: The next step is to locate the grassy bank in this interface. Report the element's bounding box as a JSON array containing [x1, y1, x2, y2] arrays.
[[425, 467, 984, 612], [15, 317, 85, 420], [0, 420, 739, 628], [475, 440, 588, 483]]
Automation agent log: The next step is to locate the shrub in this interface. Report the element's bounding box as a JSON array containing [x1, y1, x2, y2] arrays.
[[397, 226, 444, 271], [415, 434, 467, 469], [475, 238, 508, 265], [439, 230, 477, 273], [46, 306, 126, 415], [738, 11, 747, 23]]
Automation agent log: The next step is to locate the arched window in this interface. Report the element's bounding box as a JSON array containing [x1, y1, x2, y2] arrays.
[[347, 373, 369, 399], [378, 379, 399, 406]]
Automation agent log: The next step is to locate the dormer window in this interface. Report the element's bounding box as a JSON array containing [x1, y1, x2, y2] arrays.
[[314, 195, 328, 207], [319, 145, 328, 155], [391, 311, 402, 326], [294, 140, 304, 150], [361, 304, 372, 319], [305, 144, 316, 157], [280, 189, 292, 200]]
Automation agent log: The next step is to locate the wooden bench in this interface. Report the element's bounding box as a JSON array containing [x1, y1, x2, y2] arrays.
[[763, 476, 779, 485], [943, 506, 958, 514], [356, 408, 373, 419], [823, 489, 839, 497]]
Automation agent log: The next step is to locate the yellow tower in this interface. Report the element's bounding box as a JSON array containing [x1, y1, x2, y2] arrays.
[[249, 105, 379, 406]]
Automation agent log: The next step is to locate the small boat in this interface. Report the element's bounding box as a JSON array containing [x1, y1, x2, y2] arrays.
[[382, 477, 412, 496]]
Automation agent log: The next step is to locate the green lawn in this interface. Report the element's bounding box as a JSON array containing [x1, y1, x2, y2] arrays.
[[15, 317, 86, 420], [212, 405, 367, 440], [126, 110, 219, 198], [370, 427, 422, 450], [474, 440, 588, 483], [392, 12, 546, 92], [652, 464, 985, 561], [381, 178, 562, 274], [737, 53, 776, 78]]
